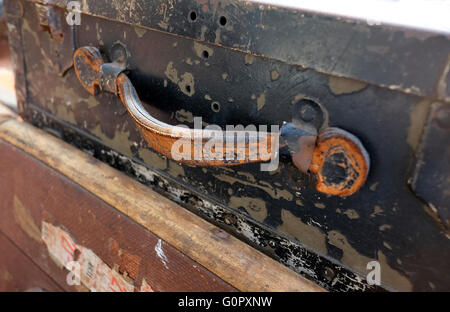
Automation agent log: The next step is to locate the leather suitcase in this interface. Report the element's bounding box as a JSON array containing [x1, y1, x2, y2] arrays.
[[4, 0, 450, 291]]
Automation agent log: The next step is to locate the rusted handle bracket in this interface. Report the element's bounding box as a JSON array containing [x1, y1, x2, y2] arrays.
[[73, 46, 370, 196]]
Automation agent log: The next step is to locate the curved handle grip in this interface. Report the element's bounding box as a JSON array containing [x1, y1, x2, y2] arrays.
[[74, 46, 278, 167], [73, 46, 370, 197], [117, 73, 278, 166]]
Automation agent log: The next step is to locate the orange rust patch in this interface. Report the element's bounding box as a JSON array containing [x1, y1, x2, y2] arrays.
[[73, 47, 103, 96], [310, 128, 369, 197]]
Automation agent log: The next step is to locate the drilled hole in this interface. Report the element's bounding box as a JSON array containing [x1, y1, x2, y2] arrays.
[[186, 85, 191, 93], [189, 11, 197, 22], [202, 50, 209, 59], [211, 102, 220, 113], [219, 16, 227, 26]]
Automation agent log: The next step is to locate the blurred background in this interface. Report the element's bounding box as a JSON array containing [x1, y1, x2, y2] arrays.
[[0, 0, 17, 112]]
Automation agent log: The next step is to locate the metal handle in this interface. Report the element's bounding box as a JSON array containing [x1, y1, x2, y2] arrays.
[[73, 46, 370, 196]]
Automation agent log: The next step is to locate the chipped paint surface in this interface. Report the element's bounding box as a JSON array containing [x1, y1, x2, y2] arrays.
[[229, 196, 267, 222], [407, 99, 431, 150], [213, 174, 293, 201], [193, 41, 213, 59], [278, 210, 327, 255], [134, 26, 147, 38], [343, 209, 360, 219], [271, 70, 280, 81], [164, 62, 195, 96], [327, 231, 412, 291], [256, 93, 266, 111], [328, 76, 368, 95], [244, 54, 254, 65]]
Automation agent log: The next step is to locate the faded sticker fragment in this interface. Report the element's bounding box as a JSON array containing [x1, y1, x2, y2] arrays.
[[41, 222, 154, 292], [140, 279, 155, 292]]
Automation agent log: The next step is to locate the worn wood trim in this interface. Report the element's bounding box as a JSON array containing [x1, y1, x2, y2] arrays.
[[0, 118, 324, 292]]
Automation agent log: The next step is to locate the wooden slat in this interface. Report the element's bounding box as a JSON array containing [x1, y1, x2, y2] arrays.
[[0, 140, 237, 292], [0, 231, 63, 292], [0, 118, 324, 292]]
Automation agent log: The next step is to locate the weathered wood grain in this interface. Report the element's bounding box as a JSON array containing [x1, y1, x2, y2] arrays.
[[0, 140, 236, 292], [0, 232, 63, 292]]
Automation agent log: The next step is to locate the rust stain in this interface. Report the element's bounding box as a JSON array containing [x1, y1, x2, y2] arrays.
[[73, 47, 103, 96]]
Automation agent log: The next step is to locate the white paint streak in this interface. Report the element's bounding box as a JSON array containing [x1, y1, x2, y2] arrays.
[[155, 239, 169, 269]]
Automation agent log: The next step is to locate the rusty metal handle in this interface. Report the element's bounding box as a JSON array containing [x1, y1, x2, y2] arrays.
[[73, 46, 370, 196], [117, 72, 280, 166], [73, 46, 281, 167]]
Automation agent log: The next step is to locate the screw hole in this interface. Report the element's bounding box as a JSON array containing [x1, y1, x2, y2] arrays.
[[189, 11, 197, 22], [219, 16, 227, 26], [202, 50, 209, 59], [185, 85, 191, 93], [211, 102, 220, 113]]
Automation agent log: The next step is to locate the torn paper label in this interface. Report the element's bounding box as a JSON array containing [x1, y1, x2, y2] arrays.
[[42, 222, 146, 292]]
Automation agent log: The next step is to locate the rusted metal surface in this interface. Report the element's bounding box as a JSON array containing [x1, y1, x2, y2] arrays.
[[0, 139, 237, 292], [7, 0, 450, 291], [310, 127, 370, 197], [74, 45, 292, 168], [73, 46, 105, 95]]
